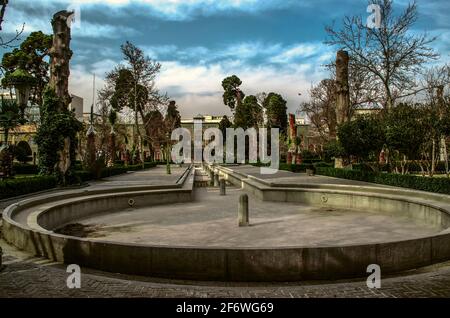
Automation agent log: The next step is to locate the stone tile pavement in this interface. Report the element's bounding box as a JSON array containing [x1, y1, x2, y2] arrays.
[[1, 239, 450, 298]]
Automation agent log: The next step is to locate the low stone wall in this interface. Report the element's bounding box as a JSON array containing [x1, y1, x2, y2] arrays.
[[3, 164, 450, 282], [38, 190, 193, 230]]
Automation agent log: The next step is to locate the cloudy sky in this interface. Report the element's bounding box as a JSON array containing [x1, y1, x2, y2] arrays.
[[2, 0, 449, 117]]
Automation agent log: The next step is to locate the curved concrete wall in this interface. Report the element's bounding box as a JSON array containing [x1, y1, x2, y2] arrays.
[[3, 164, 450, 282], [38, 189, 193, 230]]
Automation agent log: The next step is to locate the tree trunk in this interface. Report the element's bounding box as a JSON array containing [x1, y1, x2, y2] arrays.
[[49, 10, 73, 178], [334, 50, 350, 169], [108, 130, 116, 166], [431, 140, 436, 177], [3, 128, 8, 146], [335, 50, 350, 125], [133, 79, 145, 167], [386, 90, 393, 111], [86, 131, 96, 169], [437, 85, 449, 178], [49, 11, 72, 110], [442, 138, 449, 178]]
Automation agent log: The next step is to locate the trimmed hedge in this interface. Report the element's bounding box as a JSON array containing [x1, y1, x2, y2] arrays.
[[74, 162, 158, 181], [0, 176, 57, 200], [352, 161, 450, 173], [279, 163, 313, 173], [408, 161, 449, 173], [74, 170, 93, 182], [279, 162, 334, 172], [251, 161, 333, 171], [12, 163, 39, 175], [1, 162, 159, 200], [316, 167, 450, 195]]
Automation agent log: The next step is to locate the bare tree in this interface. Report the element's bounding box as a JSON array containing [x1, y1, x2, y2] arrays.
[[0, 0, 24, 48], [300, 79, 337, 141], [420, 65, 450, 177], [301, 59, 380, 142], [101, 42, 169, 162], [120, 41, 161, 163], [325, 0, 438, 109]]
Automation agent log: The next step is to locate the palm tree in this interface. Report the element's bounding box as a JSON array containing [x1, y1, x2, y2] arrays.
[[0, 96, 20, 146]]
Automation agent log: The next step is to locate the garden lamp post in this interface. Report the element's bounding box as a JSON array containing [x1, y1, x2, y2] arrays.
[[3, 68, 36, 121]]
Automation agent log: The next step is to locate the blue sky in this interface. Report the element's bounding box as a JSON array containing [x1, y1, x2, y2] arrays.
[[2, 0, 449, 117]]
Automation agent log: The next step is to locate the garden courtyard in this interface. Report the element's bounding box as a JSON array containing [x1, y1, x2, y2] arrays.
[[1, 164, 450, 297], [1, 0, 450, 300]]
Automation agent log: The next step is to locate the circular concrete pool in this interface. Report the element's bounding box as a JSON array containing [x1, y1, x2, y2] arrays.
[[59, 187, 442, 248], [3, 166, 450, 281]]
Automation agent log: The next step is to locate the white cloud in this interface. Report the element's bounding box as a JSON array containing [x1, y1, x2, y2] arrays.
[[155, 59, 326, 117], [144, 41, 289, 64], [270, 43, 323, 63], [26, 0, 299, 20], [2, 2, 138, 39], [69, 60, 118, 111], [68, 41, 331, 116], [144, 45, 178, 59], [69, 56, 326, 116]]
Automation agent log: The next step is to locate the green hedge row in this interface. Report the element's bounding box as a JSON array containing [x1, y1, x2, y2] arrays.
[[74, 162, 158, 181], [99, 162, 158, 178], [279, 162, 334, 172], [1, 162, 159, 200], [279, 163, 314, 172], [12, 163, 39, 175], [352, 161, 450, 173], [11, 161, 159, 177], [316, 167, 450, 195], [251, 161, 334, 171], [0, 176, 57, 200]]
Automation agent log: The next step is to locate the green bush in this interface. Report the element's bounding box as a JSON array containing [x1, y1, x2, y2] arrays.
[[279, 163, 314, 173], [73, 170, 93, 183], [302, 159, 324, 164], [407, 161, 449, 173], [97, 162, 158, 179], [351, 161, 449, 173], [316, 167, 450, 195], [252, 161, 332, 170], [14, 141, 33, 164], [313, 162, 334, 168], [0, 176, 57, 200], [1, 162, 159, 199], [12, 163, 39, 175], [352, 163, 391, 172]]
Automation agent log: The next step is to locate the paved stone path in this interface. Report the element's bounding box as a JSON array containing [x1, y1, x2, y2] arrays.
[[1, 238, 450, 298], [0, 165, 187, 211], [229, 165, 392, 187], [88, 165, 187, 189]]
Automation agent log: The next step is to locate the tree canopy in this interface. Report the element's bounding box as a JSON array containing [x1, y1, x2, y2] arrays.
[[1, 31, 52, 107], [222, 75, 245, 112], [337, 115, 386, 162], [264, 92, 288, 135]]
